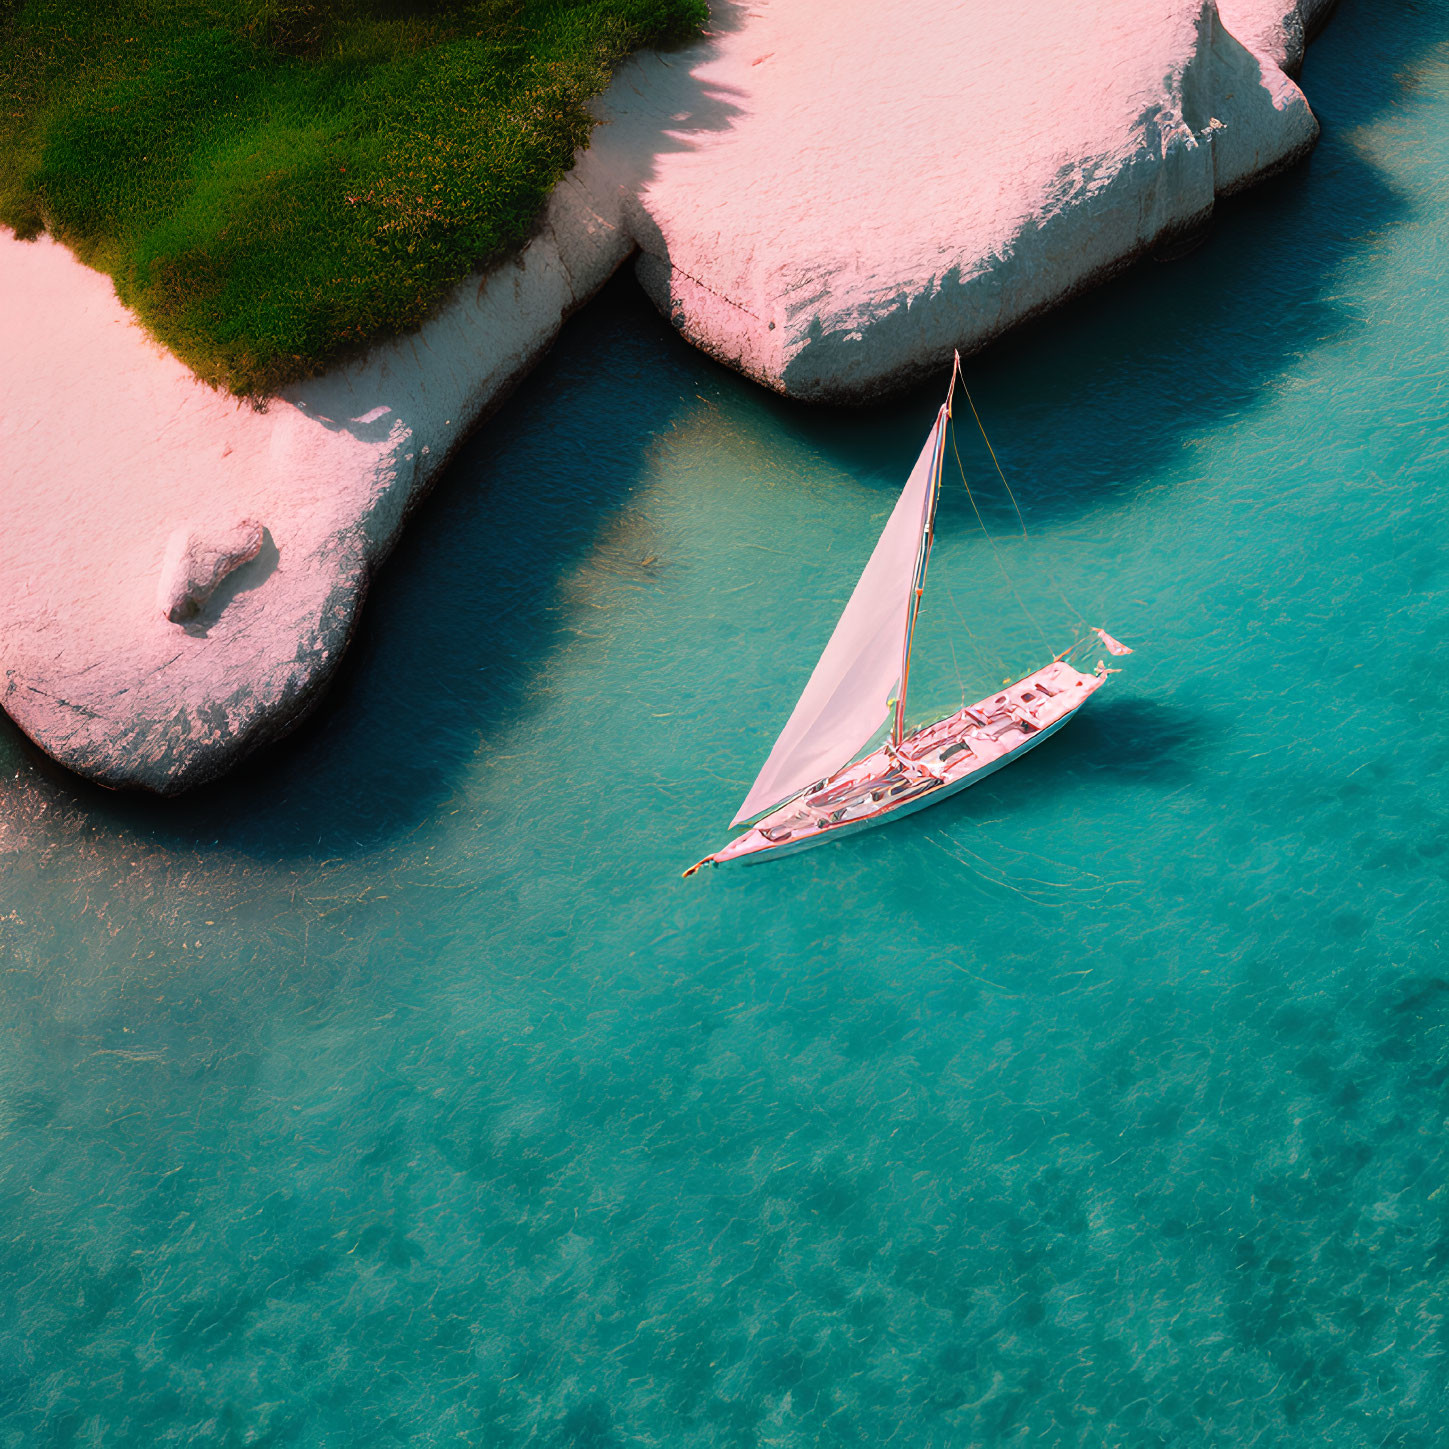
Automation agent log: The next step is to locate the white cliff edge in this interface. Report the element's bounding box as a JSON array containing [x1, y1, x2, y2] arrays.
[[623, 0, 1337, 399], [0, 0, 1334, 792]]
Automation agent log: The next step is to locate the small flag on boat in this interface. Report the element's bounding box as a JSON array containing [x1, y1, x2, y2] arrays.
[[1092, 628, 1133, 656]]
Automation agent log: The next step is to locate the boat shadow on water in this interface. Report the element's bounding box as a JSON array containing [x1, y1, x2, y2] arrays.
[[1011, 694, 1209, 792], [829, 693, 1212, 866]]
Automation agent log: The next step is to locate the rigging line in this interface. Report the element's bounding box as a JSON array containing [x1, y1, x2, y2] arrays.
[[949, 417, 1055, 658], [947, 633, 965, 707], [957, 376, 1092, 631], [893, 409, 947, 742], [959, 379, 1029, 541], [934, 426, 1004, 681], [945, 581, 1007, 687], [935, 513, 1007, 682]]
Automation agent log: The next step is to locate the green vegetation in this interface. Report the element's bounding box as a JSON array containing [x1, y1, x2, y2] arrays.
[[0, 0, 704, 396]]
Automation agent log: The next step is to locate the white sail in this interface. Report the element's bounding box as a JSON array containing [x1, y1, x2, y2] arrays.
[[731, 405, 948, 826]]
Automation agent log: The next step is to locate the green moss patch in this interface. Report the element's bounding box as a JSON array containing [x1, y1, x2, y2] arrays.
[[0, 0, 705, 396]]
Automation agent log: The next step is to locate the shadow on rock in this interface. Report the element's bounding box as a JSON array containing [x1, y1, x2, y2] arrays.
[[183, 529, 281, 638]]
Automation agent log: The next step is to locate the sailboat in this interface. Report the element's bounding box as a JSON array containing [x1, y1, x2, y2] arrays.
[[684, 356, 1129, 875]]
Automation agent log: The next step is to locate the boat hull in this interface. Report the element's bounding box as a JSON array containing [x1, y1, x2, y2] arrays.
[[729, 707, 1077, 864], [692, 660, 1107, 871]]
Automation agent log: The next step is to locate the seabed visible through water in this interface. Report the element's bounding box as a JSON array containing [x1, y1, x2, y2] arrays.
[[1, 3, 1447, 1443]]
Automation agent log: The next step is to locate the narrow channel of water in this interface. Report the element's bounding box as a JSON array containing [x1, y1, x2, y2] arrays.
[[1, 4, 1446, 1442]]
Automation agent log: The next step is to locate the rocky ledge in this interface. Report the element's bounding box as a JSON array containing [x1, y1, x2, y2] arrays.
[[0, 0, 1334, 792]]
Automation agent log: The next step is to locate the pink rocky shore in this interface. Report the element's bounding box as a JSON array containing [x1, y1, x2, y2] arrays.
[[0, 0, 1334, 792]]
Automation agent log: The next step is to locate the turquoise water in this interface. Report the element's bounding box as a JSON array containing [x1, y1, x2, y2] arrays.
[[4, 4, 1449, 1442]]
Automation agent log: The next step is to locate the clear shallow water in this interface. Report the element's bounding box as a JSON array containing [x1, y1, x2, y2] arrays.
[[4, 5, 1449, 1443]]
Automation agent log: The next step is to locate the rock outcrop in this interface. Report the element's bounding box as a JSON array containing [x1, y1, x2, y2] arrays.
[[619, 0, 1336, 399], [0, 0, 1335, 792], [157, 520, 265, 623]]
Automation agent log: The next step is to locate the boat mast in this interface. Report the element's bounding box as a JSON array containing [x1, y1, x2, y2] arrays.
[[891, 354, 959, 746]]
